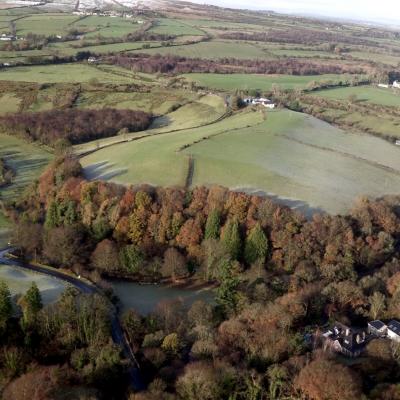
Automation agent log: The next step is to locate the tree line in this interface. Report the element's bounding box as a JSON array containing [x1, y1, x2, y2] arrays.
[[0, 108, 152, 146], [7, 155, 400, 399], [107, 53, 366, 76]]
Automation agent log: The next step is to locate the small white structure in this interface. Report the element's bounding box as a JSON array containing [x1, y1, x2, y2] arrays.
[[0, 34, 14, 41], [393, 81, 400, 89], [87, 56, 99, 64], [378, 83, 389, 88], [396, 140, 400, 146], [387, 320, 400, 342], [244, 97, 275, 109]]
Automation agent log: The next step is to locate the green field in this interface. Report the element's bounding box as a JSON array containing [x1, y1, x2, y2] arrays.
[[0, 63, 141, 83], [183, 73, 351, 91], [149, 18, 204, 36], [130, 40, 271, 59], [0, 264, 67, 305], [0, 211, 11, 248], [81, 109, 400, 215], [313, 86, 400, 107], [0, 134, 53, 202]]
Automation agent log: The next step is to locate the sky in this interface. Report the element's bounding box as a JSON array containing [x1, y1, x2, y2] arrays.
[[187, 0, 400, 24]]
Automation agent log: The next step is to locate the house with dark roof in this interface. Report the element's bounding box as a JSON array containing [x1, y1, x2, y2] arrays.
[[387, 320, 400, 342], [322, 323, 366, 357], [368, 320, 387, 337]]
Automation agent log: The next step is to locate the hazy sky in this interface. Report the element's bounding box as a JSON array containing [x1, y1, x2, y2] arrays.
[[188, 0, 400, 24]]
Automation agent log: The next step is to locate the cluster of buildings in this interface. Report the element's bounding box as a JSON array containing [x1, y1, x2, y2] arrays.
[[0, 33, 16, 41], [243, 97, 276, 109], [321, 320, 400, 358], [378, 81, 400, 89], [72, 10, 144, 22]]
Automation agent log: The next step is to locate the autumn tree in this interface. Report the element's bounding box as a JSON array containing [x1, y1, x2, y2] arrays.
[[162, 248, 188, 280], [295, 357, 362, 400], [91, 239, 120, 273]]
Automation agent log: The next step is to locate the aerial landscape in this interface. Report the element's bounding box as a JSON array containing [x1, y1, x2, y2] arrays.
[[0, 0, 399, 398]]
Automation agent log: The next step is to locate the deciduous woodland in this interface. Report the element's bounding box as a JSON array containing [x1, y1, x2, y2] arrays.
[[5, 156, 400, 399], [0, 109, 152, 146]]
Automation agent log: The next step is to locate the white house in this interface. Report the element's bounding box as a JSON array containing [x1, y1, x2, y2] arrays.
[[87, 56, 99, 64], [244, 97, 275, 109], [395, 140, 400, 146], [393, 81, 400, 89], [387, 320, 400, 342], [368, 320, 387, 337], [378, 83, 389, 88]]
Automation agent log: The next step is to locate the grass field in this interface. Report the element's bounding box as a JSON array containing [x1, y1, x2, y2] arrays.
[[183, 73, 351, 91], [81, 109, 400, 215], [0, 264, 67, 305], [0, 211, 11, 248], [130, 40, 271, 59], [313, 86, 400, 107], [0, 63, 141, 83], [0, 134, 53, 202], [149, 18, 204, 36]]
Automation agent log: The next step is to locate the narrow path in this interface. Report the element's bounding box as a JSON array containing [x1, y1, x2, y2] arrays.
[[0, 248, 145, 392]]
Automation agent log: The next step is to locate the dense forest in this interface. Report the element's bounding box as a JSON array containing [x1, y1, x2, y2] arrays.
[[5, 155, 400, 399], [0, 109, 152, 146], [0, 281, 128, 399], [107, 54, 367, 76]]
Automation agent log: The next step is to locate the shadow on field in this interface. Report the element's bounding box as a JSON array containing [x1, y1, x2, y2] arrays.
[[236, 188, 325, 219], [84, 161, 128, 181]]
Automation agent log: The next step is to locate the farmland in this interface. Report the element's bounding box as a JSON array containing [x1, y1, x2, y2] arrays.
[[0, 134, 53, 202], [81, 109, 400, 215], [312, 85, 400, 107], [183, 73, 352, 91]]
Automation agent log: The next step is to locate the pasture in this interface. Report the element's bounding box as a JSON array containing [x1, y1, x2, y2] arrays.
[[81, 109, 400, 215], [183, 73, 351, 91], [130, 40, 271, 59], [0, 134, 52, 202], [0, 264, 68, 305], [313, 86, 400, 107], [0, 63, 140, 83]]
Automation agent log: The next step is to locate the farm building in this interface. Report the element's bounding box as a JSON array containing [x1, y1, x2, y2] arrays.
[[387, 320, 400, 342], [368, 320, 387, 337], [378, 83, 389, 88], [244, 97, 275, 109], [393, 81, 400, 89], [322, 323, 366, 357], [395, 140, 400, 146]]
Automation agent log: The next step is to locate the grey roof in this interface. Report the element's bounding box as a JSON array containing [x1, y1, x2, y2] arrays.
[[369, 320, 386, 330], [388, 320, 400, 335]]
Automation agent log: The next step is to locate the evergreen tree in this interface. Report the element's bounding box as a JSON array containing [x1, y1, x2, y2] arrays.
[[45, 201, 59, 229], [204, 209, 221, 240], [0, 280, 12, 331], [64, 201, 78, 225], [119, 244, 144, 274], [244, 223, 268, 265], [215, 260, 240, 316], [20, 282, 42, 325], [221, 219, 241, 260]]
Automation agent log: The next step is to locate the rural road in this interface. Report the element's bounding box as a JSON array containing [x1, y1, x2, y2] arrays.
[[0, 248, 145, 391]]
